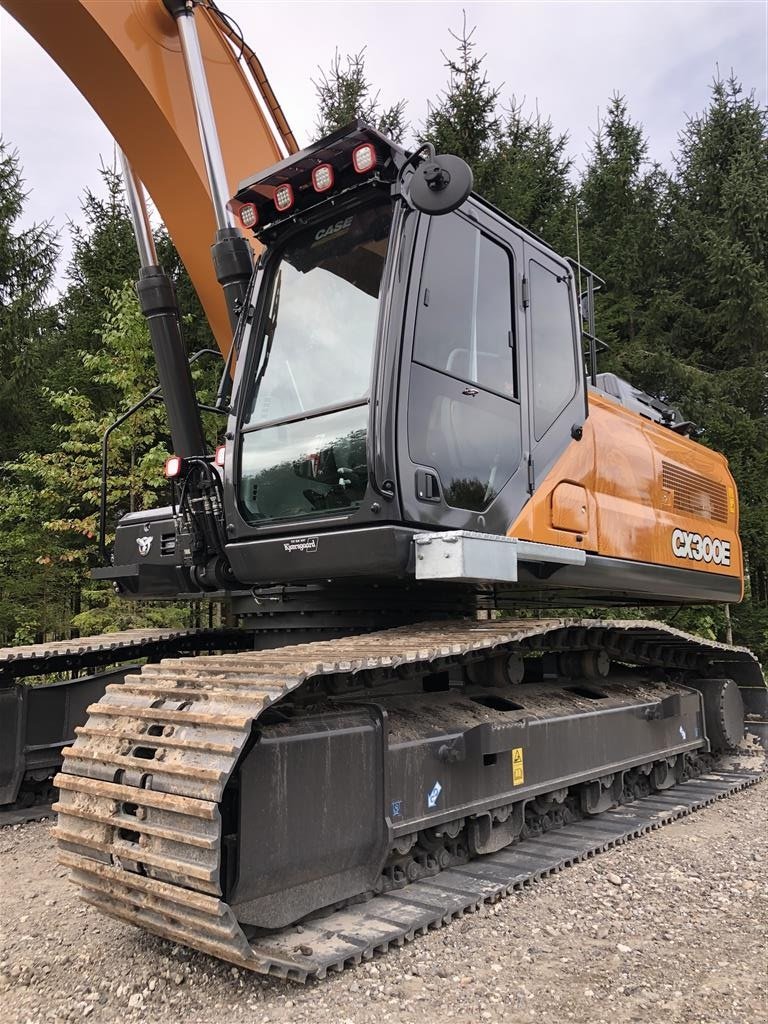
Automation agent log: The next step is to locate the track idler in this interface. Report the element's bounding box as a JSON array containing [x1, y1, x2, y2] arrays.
[[690, 677, 745, 751]]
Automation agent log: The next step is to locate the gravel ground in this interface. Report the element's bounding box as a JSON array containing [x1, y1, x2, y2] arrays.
[[1, 773, 766, 1024]]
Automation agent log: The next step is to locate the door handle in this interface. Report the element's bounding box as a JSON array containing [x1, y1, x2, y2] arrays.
[[462, 387, 479, 397]]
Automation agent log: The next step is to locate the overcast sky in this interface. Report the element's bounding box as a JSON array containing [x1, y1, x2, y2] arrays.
[[1, 1, 766, 292]]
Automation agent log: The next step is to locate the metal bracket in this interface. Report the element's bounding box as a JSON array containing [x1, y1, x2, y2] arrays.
[[413, 531, 586, 583]]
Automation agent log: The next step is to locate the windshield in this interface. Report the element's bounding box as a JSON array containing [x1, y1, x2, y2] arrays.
[[240, 199, 393, 525]]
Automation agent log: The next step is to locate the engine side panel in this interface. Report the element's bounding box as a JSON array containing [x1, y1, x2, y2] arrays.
[[508, 390, 743, 598]]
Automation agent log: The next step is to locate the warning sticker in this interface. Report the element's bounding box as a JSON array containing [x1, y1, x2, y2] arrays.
[[511, 747, 524, 786]]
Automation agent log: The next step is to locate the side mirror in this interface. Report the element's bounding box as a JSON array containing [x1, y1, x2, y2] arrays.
[[407, 152, 473, 215]]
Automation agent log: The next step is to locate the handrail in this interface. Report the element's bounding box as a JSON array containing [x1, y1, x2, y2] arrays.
[[97, 348, 224, 562], [566, 257, 608, 385]]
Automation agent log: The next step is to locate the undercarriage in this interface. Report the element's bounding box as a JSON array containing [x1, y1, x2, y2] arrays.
[[49, 617, 765, 980]]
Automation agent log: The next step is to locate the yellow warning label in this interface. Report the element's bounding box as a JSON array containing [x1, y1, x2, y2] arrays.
[[511, 747, 524, 786]]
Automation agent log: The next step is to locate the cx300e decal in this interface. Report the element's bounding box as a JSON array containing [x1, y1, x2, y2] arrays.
[[672, 529, 731, 567]]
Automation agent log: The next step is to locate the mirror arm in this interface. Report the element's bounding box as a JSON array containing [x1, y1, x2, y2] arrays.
[[397, 142, 437, 187]]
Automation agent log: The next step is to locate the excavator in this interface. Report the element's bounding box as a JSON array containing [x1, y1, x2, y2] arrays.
[[1, 0, 765, 982]]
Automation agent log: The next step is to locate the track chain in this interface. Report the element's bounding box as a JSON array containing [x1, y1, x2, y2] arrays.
[[53, 618, 766, 980], [0, 626, 251, 682]]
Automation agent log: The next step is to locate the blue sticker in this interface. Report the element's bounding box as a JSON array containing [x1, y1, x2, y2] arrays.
[[391, 799, 403, 819], [427, 781, 442, 809]]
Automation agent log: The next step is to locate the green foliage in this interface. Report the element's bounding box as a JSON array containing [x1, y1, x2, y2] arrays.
[[573, 77, 768, 661], [0, 141, 59, 458], [498, 100, 575, 251], [658, 76, 768, 382], [313, 49, 407, 142], [5, 281, 191, 637], [577, 95, 670, 350], [23, 282, 170, 542], [0, 478, 78, 643], [72, 588, 189, 636], [666, 78, 768, 660], [422, 19, 504, 193], [61, 162, 139, 343], [44, 161, 140, 413], [0, 157, 218, 642]]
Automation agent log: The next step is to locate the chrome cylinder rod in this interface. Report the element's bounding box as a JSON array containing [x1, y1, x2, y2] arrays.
[[118, 148, 157, 269], [168, 0, 233, 231], [163, 0, 253, 333]]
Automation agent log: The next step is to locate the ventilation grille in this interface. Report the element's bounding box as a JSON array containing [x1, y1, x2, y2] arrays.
[[662, 462, 728, 523], [160, 533, 176, 557]]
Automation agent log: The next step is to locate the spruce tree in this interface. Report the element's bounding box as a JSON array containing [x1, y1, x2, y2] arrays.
[[0, 142, 59, 458], [47, 161, 139, 410], [422, 18, 504, 202], [9, 282, 196, 637], [423, 19, 573, 247], [656, 77, 768, 651], [662, 76, 768, 376], [0, 157, 217, 640], [50, 162, 219, 414], [498, 100, 574, 249], [577, 95, 669, 352], [313, 49, 407, 142]]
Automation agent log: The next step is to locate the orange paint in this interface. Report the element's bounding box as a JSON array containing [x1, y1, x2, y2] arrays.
[[508, 391, 743, 597], [2, 0, 297, 357]]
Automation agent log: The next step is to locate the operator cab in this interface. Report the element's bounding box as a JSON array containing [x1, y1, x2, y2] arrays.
[[221, 122, 586, 586], [104, 123, 588, 595]]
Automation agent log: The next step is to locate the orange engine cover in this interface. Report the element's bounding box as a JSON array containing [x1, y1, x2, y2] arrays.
[[508, 391, 743, 600]]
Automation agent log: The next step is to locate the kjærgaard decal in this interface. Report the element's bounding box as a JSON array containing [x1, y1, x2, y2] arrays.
[[427, 781, 442, 809], [283, 536, 318, 554]]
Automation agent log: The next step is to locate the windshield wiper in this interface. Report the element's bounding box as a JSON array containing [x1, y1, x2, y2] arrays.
[[252, 269, 282, 400]]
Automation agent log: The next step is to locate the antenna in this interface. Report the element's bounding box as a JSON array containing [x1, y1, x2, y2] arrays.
[[574, 198, 584, 305]]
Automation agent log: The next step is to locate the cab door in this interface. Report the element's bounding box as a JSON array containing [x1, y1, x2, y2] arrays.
[[398, 209, 531, 535]]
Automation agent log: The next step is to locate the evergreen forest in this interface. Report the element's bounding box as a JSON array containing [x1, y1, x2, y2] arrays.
[[0, 22, 766, 663]]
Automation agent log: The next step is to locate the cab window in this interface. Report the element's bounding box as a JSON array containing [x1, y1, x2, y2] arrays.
[[529, 260, 576, 439]]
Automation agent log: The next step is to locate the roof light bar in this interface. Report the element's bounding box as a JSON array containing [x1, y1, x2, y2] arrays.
[[352, 143, 377, 173], [311, 163, 334, 193], [238, 203, 258, 229], [274, 183, 294, 213]]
